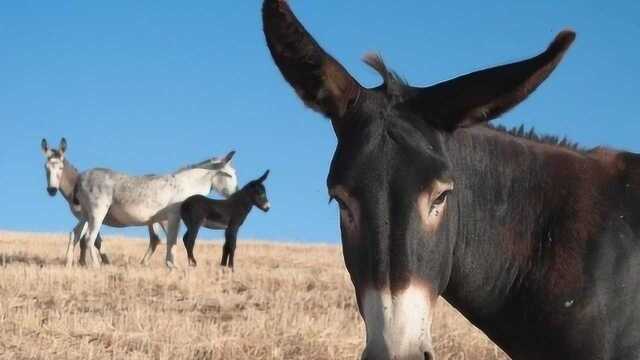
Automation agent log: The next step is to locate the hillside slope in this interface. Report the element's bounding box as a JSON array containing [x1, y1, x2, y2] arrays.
[[0, 232, 507, 359]]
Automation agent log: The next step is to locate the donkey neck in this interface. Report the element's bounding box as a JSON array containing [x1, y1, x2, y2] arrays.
[[228, 189, 255, 212], [59, 158, 80, 204], [441, 125, 612, 357], [173, 168, 216, 193]]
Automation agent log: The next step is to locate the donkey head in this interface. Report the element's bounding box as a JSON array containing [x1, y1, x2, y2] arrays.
[[210, 151, 239, 198], [263, 1, 575, 359], [244, 170, 271, 212], [41, 138, 68, 196]]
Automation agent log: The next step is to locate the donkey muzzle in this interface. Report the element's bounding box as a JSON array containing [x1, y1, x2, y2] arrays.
[[361, 283, 435, 360]]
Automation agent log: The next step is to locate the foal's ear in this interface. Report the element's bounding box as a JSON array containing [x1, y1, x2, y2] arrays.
[[59, 138, 67, 154], [263, 0, 362, 123], [222, 151, 236, 164], [403, 30, 576, 132], [258, 170, 270, 183], [41, 138, 49, 155]]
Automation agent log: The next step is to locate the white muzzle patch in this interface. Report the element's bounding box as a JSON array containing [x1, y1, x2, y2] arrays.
[[361, 282, 435, 359]]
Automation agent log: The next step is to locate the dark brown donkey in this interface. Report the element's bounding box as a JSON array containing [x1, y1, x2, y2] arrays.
[[263, 1, 640, 359], [181, 170, 270, 269]]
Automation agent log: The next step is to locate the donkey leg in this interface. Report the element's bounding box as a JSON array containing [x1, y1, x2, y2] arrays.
[[165, 214, 181, 270], [95, 233, 110, 265], [66, 221, 86, 267], [221, 228, 237, 268], [66, 230, 75, 267], [85, 225, 104, 268], [84, 206, 109, 269], [183, 224, 200, 267], [221, 241, 230, 267], [140, 224, 162, 266], [158, 220, 169, 237], [77, 222, 90, 266], [227, 241, 238, 270], [78, 234, 88, 266], [226, 228, 238, 270], [79, 232, 105, 265]]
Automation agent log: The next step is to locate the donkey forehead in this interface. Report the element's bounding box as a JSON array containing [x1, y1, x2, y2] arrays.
[[221, 163, 236, 173], [328, 119, 450, 191], [214, 164, 236, 177], [47, 149, 64, 160], [254, 184, 267, 196], [46, 156, 63, 165], [348, 95, 447, 150]]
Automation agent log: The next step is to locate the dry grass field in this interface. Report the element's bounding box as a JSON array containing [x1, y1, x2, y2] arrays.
[[0, 231, 508, 359]]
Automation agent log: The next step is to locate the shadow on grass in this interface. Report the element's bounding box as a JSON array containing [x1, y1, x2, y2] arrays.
[[0, 252, 65, 267]]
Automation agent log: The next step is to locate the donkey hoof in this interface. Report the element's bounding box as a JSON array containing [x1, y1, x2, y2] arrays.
[[165, 260, 180, 270], [100, 255, 111, 265], [218, 265, 233, 274], [188, 259, 197, 267]]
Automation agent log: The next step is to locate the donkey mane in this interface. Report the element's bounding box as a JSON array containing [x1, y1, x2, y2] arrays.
[[363, 53, 407, 96], [176, 157, 225, 173], [489, 124, 584, 152], [62, 158, 80, 176], [362, 55, 584, 153]]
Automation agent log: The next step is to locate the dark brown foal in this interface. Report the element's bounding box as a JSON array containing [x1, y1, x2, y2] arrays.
[[180, 170, 270, 269]]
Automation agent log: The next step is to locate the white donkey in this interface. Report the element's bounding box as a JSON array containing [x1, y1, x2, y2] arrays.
[[42, 138, 169, 266], [73, 150, 238, 268]]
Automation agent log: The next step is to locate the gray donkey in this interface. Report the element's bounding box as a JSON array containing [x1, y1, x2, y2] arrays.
[[42, 138, 169, 266], [73, 150, 238, 269]]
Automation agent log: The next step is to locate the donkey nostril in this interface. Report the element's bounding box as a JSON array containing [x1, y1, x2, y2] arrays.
[[424, 351, 434, 360]]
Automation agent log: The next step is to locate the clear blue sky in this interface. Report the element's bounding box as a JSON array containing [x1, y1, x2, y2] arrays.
[[1, 1, 639, 243]]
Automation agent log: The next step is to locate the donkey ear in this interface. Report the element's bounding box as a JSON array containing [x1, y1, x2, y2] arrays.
[[41, 138, 49, 154], [403, 30, 576, 131], [258, 170, 270, 183], [263, 0, 362, 122], [59, 138, 67, 154], [222, 150, 236, 164]]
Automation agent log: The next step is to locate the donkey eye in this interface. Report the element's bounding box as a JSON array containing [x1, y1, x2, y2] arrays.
[[331, 196, 348, 211], [330, 195, 355, 223], [431, 190, 451, 207], [337, 198, 348, 210]]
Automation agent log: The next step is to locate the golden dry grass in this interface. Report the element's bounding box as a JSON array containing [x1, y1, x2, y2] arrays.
[[0, 231, 508, 359]]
